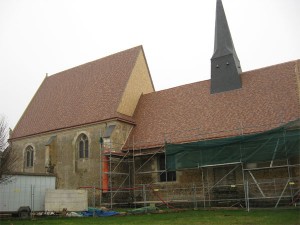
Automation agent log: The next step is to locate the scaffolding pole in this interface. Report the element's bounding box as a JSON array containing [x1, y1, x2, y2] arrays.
[[201, 168, 206, 208], [275, 179, 290, 208], [241, 163, 248, 211], [99, 137, 102, 207]]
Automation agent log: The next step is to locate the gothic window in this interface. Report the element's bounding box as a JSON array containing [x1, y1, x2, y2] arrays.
[[78, 134, 89, 159], [25, 145, 34, 168]]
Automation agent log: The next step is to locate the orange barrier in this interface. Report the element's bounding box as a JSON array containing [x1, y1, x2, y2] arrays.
[[102, 155, 109, 193]]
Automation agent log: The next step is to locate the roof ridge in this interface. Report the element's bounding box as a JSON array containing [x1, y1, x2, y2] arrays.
[[144, 80, 209, 96], [242, 59, 299, 74], [147, 59, 300, 98]]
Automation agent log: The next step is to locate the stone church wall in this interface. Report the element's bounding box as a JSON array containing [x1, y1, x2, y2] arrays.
[[10, 120, 134, 193]]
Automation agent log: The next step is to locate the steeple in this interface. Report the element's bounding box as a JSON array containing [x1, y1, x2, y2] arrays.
[[211, 0, 242, 94]]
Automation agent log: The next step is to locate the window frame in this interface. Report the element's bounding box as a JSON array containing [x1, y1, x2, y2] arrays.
[[158, 154, 176, 182], [25, 145, 34, 168], [78, 134, 89, 159]]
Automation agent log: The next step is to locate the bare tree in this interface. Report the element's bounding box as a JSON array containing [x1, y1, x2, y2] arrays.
[[0, 116, 19, 179], [0, 115, 8, 151]]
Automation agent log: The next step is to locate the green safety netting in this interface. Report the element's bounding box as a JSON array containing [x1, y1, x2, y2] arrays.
[[165, 119, 300, 170]]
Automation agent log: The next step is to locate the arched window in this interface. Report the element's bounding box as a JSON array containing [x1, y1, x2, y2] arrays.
[[25, 145, 34, 167], [78, 134, 89, 159]]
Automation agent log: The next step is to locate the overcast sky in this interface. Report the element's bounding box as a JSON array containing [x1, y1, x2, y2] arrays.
[[0, 0, 299, 129]]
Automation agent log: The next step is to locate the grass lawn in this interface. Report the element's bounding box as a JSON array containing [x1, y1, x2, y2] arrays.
[[1, 208, 300, 225]]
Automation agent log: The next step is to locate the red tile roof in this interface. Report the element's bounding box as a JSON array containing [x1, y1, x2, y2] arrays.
[[11, 46, 143, 139], [124, 60, 300, 150]]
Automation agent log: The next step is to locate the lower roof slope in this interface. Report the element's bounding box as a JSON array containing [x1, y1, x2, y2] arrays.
[[11, 46, 142, 139], [125, 60, 300, 150]]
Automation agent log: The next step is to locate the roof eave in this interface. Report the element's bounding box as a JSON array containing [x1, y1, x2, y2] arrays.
[[10, 116, 136, 141]]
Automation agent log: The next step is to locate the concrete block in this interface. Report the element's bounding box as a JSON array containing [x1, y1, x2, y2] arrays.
[[45, 189, 88, 212]]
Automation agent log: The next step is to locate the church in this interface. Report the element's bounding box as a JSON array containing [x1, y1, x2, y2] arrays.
[[9, 0, 300, 208]]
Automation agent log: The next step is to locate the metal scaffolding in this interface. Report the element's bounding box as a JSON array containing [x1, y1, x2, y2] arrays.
[[98, 120, 300, 210]]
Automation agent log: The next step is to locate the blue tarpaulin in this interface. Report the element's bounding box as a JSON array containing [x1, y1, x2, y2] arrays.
[[81, 208, 119, 217]]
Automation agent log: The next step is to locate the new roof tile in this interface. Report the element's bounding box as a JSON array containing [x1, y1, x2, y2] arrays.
[[12, 46, 142, 139], [125, 60, 300, 150]]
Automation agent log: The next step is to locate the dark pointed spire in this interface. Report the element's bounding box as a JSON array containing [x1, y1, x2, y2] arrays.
[[210, 0, 242, 94]]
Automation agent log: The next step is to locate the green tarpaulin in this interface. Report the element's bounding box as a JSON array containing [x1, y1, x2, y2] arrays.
[[166, 119, 300, 170]]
